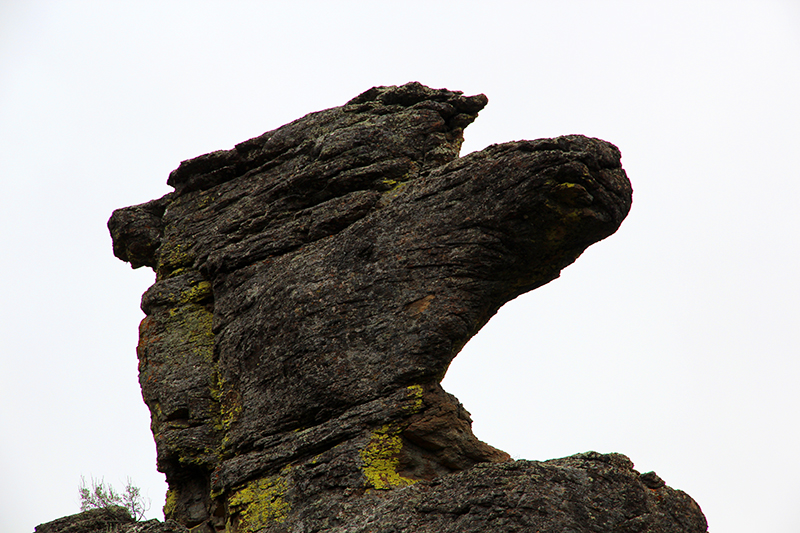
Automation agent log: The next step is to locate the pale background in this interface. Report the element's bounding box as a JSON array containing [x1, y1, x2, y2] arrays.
[[1, 1, 798, 532]]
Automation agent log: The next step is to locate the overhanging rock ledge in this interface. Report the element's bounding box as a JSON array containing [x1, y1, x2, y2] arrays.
[[81, 82, 704, 533]]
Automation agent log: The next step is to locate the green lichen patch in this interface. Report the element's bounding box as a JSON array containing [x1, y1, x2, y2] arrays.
[[164, 303, 214, 363], [381, 179, 409, 198], [404, 384, 424, 414], [360, 425, 417, 490], [163, 488, 178, 519], [227, 468, 291, 531], [179, 280, 213, 305], [158, 240, 195, 279], [211, 373, 242, 442]]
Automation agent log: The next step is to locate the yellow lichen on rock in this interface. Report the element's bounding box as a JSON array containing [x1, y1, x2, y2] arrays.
[[405, 384, 424, 414], [163, 488, 178, 519], [158, 240, 195, 279], [179, 280, 212, 305], [381, 178, 409, 198], [359, 425, 417, 490], [227, 468, 291, 531], [165, 303, 214, 363], [212, 372, 242, 448]]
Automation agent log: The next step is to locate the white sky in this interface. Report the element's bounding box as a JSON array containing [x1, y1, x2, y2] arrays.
[[1, 1, 798, 532]]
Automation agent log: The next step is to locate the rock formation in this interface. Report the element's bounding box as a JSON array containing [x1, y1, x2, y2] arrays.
[[87, 82, 704, 532], [35, 507, 135, 533]]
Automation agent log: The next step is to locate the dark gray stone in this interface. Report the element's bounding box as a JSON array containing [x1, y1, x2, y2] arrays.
[[103, 82, 705, 532], [35, 507, 134, 533]]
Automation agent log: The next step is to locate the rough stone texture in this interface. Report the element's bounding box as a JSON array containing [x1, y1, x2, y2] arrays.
[[34, 507, 136, 533], [102, 82, 706, 532]]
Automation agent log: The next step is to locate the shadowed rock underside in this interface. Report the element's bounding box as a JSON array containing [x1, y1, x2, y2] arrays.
[[92, 82, 704, 533]]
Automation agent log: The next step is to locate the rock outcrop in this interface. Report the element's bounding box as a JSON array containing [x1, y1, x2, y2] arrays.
[[34, 507, 135, 533], [97, 82, 705, 532]]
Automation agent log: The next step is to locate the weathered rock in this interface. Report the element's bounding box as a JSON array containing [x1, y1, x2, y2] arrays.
[[282, 452, 707, 532], [34, 507, 135, 533], [105, 82, 706, 532], [34, 511, 188, 533]]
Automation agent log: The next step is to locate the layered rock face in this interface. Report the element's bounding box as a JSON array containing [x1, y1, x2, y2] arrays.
[[107, 83, 706, 532]]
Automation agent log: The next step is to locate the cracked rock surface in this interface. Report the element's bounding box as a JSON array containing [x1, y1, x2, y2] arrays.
[[91, 82, 704, 532]]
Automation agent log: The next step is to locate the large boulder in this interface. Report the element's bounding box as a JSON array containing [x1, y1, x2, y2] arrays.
[[106, 82, 705, 532]]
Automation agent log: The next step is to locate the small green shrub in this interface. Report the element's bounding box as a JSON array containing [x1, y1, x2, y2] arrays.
[[78, 476, 150, 521]]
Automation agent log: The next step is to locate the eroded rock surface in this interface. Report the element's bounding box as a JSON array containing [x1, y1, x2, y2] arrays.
[[103, 82, 706, 532], [34, 507, 135, 533]]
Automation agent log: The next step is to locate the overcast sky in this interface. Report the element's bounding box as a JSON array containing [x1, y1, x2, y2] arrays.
[[1, 1, 799, 532]]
